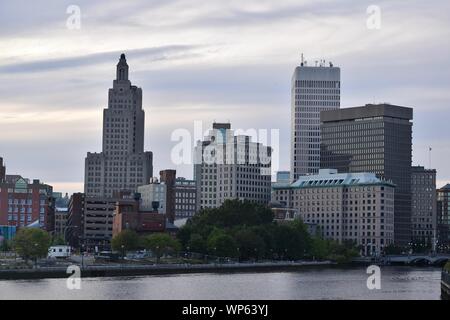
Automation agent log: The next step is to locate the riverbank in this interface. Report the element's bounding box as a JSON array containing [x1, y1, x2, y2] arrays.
[[0, 261, 334, 280], [442, 263, 450, 300]]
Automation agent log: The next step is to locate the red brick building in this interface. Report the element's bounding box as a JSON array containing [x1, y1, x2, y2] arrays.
[[0, 175, 55, 232], [160, 170, 176, 224], [112, 198, 166, 236]]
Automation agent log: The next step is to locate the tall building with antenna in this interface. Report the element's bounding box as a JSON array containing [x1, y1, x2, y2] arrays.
[[84, 54, 153, 198], [290, 55, 341, 182]]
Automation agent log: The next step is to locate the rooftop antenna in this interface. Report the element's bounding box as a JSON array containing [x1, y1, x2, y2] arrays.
[[301, 53, 304, 66], [429, 147, 432, 169]]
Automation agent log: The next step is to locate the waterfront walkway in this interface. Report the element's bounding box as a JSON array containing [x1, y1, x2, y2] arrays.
[[0, 260, 333, 280]]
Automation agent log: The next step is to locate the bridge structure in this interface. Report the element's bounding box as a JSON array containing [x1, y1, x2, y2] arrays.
[[383, 254, 450, 266]]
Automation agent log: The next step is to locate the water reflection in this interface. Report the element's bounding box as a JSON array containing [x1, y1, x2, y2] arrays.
[[0, 266, 442, 300]]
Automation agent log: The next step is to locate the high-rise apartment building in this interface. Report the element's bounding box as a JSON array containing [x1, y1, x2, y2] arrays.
[[194, 123, 272, 211], [84, 54, 153, 198], [291, 60, 340, 181], [411, 166, 437, 246], [320, 104, 413, 246]]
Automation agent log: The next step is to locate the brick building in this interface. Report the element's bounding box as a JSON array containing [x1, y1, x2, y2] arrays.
[[0, 175, 55, 232]]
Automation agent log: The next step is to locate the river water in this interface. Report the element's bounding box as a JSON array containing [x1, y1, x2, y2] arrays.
[[0, 266, 443, 300]]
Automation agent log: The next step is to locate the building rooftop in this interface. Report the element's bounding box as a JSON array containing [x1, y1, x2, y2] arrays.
[[273, 169, 395, 189], [439, 184, 450, 191], [321, 103, 413, 123]]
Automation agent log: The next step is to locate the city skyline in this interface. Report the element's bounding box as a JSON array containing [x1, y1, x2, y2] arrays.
[[1, 0, 450, 195]]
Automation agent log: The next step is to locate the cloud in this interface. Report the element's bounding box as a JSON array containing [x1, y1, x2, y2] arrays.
[[1, 0, 450, 193]]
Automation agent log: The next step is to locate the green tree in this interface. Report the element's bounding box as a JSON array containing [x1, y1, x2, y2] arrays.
[[187, 233, 206, 254], [13, 228, 51, 265], [206, 230, 238, 258], [111, 230, 140, 257], [311, 237, 328, 260], [52, 235, 66, 246], [273, 222, 311, 260], [1, 239, 11, 252], [142, 233, 181, 263], [234, 229, 266, 261]]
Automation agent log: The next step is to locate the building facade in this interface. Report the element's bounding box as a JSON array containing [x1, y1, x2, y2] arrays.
[[411, 166, 437, 247], [84, 54, 153, 198], [437, 185, 450, 249], [66, 193, 85, 248], [112, 197, 166, 237], [0, 157, 5, 182], [272, 169, 395, 256], [194, 123, 272, 211], [291, 61, 341, 181], [320, 104, 413, 246], [0, 175, 55, 232], [174, 178, 197, 220], [160, 170, 176, 224], [54, 208, 68, 238], [137, 178, 167, 214]]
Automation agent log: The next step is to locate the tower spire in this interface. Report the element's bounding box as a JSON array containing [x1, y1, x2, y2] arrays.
[[116, 53, 129, 81]]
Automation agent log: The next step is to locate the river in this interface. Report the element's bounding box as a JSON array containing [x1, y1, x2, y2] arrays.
[[0, 266, 442, 300]]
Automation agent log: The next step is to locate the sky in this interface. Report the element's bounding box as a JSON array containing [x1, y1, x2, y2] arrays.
[[0, 0, 449, 195]]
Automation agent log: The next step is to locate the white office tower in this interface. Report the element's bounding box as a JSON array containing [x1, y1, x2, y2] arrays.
[[194, 123, 272, 211], [84, 54, 153, 198], [290, 58, 340, 182]]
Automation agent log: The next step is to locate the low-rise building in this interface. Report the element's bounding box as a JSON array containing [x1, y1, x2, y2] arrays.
[[137, 178, 167, 214], [54, 208, 68, 238], [272, 169, 395, 256], [0, 175, 55, 232], [66, 193, 85, 248], [112, 197, 166, 237]]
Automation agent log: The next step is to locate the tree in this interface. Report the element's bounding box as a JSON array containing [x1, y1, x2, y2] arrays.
[[187, 233, 206, 254], [52, 235, 66, 246], [273, 222, 311, 260], [13, 228, 51, 264], [234, 229, 266, 261], [206, 230, 238, 258], [111, 230, 140, 257], [1, 239, 11, 252], [142, 233, 181, 263], [311, 237, 328, 260]]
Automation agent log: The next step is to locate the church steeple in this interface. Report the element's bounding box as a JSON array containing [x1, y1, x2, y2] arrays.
[[116, 53, 129, 81]]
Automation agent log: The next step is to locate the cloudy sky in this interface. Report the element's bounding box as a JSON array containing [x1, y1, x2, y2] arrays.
[[0, 0, 449, 195]]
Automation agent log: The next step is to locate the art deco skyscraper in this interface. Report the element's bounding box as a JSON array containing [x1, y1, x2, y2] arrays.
[[84, 54, 153, 198], [290, 59, 340, 182]]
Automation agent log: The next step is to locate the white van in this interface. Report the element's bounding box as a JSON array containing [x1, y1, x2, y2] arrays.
[[48, 245, 71, 258]]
